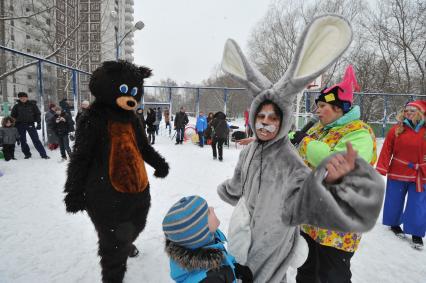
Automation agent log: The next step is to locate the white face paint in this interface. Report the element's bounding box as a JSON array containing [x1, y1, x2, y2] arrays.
[[255, 122, 277, 133]]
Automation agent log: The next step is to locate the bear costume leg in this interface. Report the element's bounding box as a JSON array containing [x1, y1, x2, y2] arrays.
[[88, 189, 151, 283]]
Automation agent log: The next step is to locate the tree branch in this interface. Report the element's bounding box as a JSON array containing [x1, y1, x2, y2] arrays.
[[0, 6, 55, 21]]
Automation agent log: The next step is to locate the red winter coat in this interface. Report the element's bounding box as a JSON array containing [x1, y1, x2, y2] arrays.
[[376, 124, 426, 192]]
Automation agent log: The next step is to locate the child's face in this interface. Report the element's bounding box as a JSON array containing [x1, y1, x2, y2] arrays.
[[207, 207, 220, 233], [5, 121, 12, 127]]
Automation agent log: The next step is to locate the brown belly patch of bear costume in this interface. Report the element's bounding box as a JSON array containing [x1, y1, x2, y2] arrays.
[[108, 121, 148, 193]]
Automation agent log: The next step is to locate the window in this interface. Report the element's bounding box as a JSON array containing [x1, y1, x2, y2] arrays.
[[90, 33, 100, 41], [27, 74, 32, 79], [11, 34, 14, 41], [26, 21, 30, 25], [90, 23, 100, 32], [9, 5, 14, 11], [81, 3, 88, 12], [10, 20, 14, 26], [27, 48, 31, 53], [81, 23, 88, 32], [26, 8, 30, 12], [26, 35, 30, 39], [46, 19, 50, 26], [90, 13, 100, 22], [90, 3, 100, 11], [28, 88, 33, 94]]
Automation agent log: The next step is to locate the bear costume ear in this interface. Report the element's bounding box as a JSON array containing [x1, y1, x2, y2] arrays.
[[139, 67, 153, 79]]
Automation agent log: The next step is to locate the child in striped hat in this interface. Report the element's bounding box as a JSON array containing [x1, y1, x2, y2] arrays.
[[162, 195, 253, 283]]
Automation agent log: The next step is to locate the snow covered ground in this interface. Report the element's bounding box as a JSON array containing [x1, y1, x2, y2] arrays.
[[0, 128, 425, 283]]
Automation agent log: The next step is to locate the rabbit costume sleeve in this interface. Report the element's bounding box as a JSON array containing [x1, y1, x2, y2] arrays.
[[217, 15, 385, 282]]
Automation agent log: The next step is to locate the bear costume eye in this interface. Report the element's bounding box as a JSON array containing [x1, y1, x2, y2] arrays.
[[119, 84, 128, 94], [130, 87, 138, 96]]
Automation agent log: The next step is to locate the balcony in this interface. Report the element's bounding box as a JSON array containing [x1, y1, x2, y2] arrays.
[[125, 14, 134, 22]]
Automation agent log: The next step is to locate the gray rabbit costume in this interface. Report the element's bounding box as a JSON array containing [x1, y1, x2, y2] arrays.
[[217, 15, 385, 283]]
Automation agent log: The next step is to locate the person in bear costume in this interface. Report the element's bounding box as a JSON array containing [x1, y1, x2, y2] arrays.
[[63, 60, 169, 283]]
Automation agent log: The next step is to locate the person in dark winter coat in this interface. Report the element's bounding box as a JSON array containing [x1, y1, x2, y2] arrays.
[[59, 98, 72, 116], [63, 61, 169, 283], [206, 111, 229, 161], [145, 108, 156, 144], [45, 103, 60, 150], [10, 92, 49, 159], [155, 107, 162, 135], [75, 100, 90, 126], [51, 106, 74, 161], [174, 107, 189, 144], [163, 195, 253, 283], [0, 116, 20, 161]]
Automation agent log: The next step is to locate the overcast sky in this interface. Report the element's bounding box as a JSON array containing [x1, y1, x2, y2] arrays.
[[133, 1, 272, 85]]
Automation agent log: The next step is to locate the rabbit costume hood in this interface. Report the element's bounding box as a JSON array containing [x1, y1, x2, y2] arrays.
[[218, 15, 384, 282], [222, 14, 352, 143]]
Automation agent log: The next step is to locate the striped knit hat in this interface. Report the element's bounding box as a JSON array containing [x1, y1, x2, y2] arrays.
[[162, 195, 215, 249]]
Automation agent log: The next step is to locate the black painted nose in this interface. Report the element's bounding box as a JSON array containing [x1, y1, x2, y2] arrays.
[[127, 101, 136, 107]]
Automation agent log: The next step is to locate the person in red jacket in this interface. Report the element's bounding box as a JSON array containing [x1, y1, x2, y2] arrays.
[[376, 100, 426, 250]]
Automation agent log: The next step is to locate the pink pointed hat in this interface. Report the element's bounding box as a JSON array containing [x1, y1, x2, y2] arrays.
[[316, 65, 360, 112]]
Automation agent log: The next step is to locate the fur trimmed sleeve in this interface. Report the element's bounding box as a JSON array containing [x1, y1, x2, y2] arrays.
[[282, 154, 385, 233], [217, 146, 250, 206], [63, 113, 98, 213], [134, 119, 169, 178]]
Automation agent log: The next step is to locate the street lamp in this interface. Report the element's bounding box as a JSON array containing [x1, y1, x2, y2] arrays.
[[112, 15, 145, 60]]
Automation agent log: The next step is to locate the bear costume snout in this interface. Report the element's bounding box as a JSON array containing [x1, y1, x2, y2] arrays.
[[116, 96, 138, 110]]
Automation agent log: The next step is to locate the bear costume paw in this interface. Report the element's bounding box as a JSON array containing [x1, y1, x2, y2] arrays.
[[154, 161, 169, 178], [64, 193, 86, 213]]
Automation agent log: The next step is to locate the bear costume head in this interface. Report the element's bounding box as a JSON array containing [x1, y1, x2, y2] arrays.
[[89, 60, 152, 118]]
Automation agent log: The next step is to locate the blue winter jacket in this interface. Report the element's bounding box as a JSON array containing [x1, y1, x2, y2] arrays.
[[168, 229, 237, 283], [195, 115, 208, 132]]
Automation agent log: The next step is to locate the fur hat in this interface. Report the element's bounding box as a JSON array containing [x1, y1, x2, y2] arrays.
[[406, 100, 426, 113], [162, 195, 214, 249], [315, 65, 360, 113]]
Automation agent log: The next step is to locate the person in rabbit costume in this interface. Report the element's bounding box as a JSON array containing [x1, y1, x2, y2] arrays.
[[217, 15, 385, 283]]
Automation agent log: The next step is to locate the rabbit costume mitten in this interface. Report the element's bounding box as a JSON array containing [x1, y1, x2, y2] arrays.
[[218, 14, 385, 282]]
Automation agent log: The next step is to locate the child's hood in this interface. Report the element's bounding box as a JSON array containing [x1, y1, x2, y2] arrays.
[[221, 14, 353, 144], [165, 229, 229, 273]]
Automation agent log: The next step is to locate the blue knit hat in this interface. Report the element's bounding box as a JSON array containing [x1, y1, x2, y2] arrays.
[[162, 195, 215, 249]]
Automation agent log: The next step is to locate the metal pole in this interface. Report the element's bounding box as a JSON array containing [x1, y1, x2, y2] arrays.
[[115, 26, 119, 61], [382, 95, 388, 138], [168, 87, 173, 122], [72, 70, 78, 121], [37, 61, 46, 144], [196, 88, 200, 117], [224, 88, 228, 115]]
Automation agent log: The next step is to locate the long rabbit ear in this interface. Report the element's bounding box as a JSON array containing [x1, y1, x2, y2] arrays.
[[274, 14, 353, 92], [221, 39, 272, 96]]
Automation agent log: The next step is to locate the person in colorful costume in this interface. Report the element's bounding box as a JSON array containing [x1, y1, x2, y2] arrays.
[[376, 100, 426, 250], [295, 65, 377, 283]]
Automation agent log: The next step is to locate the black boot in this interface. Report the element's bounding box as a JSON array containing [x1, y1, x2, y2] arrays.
[[412, 236, 424, 250], [391, 226, 404, 238]]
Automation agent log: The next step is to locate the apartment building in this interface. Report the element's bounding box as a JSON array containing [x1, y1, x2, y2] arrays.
[[0, 0, 137, 107]]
